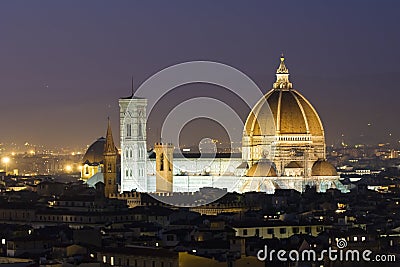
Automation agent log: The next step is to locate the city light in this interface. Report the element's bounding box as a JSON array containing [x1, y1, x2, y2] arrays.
[[2, 157, 10, 164], [2, 157, 10, 174], [65, 165, 72, 172]]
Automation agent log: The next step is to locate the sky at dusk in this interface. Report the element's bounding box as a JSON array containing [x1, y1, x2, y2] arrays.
[[0, 1, 400, 149]]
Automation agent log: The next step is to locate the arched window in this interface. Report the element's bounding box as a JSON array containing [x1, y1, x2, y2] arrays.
[[138, 122, 143, 138], [160, 153, 164, 171], [126, 124, 132, 137]]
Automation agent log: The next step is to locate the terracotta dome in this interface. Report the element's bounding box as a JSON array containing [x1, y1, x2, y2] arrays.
[[311, 160, 338, 176], [246, 160, 277, 177], [82, 137, 106, 164], [245, 89, 324, 136], [244, 57, 324, 137]]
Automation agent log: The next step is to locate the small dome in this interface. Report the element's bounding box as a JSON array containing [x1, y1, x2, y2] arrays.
[[247, 160, 277, 177], [285, 161, 302, 168], [311, 160, 337, 176], [82, 137, 106, 164]]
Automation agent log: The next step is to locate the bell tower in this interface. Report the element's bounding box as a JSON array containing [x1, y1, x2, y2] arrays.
[[119, 96, 148, 192], [103, 118, 118, 197], [154, 143, 174, 192]]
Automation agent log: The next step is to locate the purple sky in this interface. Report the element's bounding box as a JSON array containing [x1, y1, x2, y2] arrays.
[[0, 1, 399, 149]]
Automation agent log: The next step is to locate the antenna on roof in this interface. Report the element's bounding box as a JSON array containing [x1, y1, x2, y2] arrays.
[[131, 76, 134, 97]]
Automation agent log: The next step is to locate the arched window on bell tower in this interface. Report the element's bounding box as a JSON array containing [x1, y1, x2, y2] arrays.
[[126, 124, 132, 137]]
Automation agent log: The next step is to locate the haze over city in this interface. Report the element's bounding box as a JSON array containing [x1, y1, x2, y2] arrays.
[[1, 1, 400, 149]]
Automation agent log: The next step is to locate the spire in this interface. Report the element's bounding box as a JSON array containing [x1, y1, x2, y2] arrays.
[[104, 118, 117, 154], [131, 76, 134, 98], [277, 53, 289, 74], [273, 54, 292, 90]]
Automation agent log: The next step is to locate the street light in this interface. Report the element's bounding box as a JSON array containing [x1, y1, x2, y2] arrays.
[[2, 157, 10, 174], [65, 165, 72, 172]]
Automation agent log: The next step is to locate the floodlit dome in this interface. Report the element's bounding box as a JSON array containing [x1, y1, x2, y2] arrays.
[[244, 85, 324, 136], [246, 159, 277, 177], [242, 55, 327, 177], [311, 160, 338, 176], [82, 137, 106, 164]]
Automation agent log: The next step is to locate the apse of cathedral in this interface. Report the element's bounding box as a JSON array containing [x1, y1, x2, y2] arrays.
[[81, 56, 345, 195]]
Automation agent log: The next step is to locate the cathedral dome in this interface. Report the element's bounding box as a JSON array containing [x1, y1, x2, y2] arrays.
[[311, 160, 337, 176], [244, 56, 324, 137], [246, 160, 277, 177], [82, 137, 106, 164]]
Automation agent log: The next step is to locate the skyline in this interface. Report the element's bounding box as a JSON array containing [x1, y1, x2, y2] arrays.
[[1, 1, 400, 148]]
